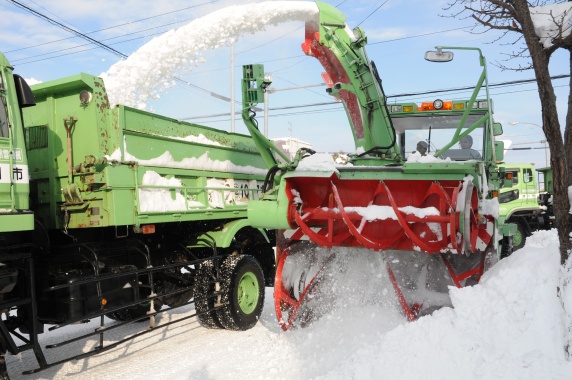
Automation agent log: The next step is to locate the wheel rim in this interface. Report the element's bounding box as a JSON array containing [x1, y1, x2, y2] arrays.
[[238, 271, 259, 314], [513, 227, 523, 247]]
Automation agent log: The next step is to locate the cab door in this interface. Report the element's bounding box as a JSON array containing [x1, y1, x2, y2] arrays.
[[521, 167, 538, 207]]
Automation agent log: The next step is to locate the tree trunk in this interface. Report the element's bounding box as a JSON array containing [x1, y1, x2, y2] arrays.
[[514, 0, 571, 264], [566, 52, 572, 176], [564, 51, 572, 266]]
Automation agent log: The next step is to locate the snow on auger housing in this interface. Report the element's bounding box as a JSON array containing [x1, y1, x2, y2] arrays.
[[241, 2, 513, 330]]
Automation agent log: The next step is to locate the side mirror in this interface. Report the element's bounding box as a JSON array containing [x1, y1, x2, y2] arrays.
[[495, 140, 504, 162], [13, 74, 36, 108], [493, 122, 503, 136], [424, 50, 454, 62]]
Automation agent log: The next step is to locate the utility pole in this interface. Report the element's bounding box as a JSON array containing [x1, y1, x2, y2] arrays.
[[508, 121, 549, 167], [288, 122, 293, 160], [230, 44, 235, 133], [263, 80, 325, 137]]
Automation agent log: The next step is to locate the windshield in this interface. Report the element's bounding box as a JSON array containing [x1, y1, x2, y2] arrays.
[[391, 114, 485, 161]]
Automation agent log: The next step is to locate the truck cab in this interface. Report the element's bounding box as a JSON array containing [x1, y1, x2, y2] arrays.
[[389, 99, 489, 162], [498, 163, 553, 250], [0, 52, 35, 235]]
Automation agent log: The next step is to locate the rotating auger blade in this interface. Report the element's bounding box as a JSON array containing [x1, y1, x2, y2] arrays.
[[283, 176, 494, 255]]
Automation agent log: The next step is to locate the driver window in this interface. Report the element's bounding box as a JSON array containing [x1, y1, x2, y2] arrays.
[[509, 170, 519, 185], [523, 168, 532, 183], [0, 98, 8, 138], [0, 73, 8, 138]]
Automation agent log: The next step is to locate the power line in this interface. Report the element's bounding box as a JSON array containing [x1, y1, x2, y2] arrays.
[[8, 0, 568, 123], [10, 27, 179, 65], [6, 0, 476, 81], [6, 0, 127, 58], [181, 55, 307, 76], [369, 27, 472, 44], [356, 0, 389, 27], [6, 0, 242, 109], [25, 0, 81, 32], [182, 74, 569, 122], [386, 74, 570, 99], [8, 0, 473, 77], [5, 0, 218, 54]]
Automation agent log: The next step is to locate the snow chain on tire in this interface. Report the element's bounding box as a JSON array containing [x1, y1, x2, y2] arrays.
[[216, 254, 264, 331], [193, 260, 223, 329]]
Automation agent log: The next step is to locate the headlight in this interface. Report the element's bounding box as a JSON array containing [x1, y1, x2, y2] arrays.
[[471, 100, 489, 109]]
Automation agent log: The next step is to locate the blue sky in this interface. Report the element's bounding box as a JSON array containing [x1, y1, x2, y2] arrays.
[[0, 0, 568, 168]]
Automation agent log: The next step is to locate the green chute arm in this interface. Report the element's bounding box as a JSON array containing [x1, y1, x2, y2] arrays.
[[301, 2, 399, 157], [241, 64, 290, 169]]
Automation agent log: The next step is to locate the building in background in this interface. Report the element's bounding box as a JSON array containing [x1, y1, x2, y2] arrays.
[[272, 137, 312, 161]]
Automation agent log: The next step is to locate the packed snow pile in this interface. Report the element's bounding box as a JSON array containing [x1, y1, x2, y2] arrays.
[[7, 229, 572, 379], [562, 252, 572, 359], [280, 230, 572, 379], [101, 1, 319, 109]]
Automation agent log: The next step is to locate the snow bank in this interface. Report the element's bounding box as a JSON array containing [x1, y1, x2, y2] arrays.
[[562, 253, 572, 359], [6, 231, 572, 379], [300, 229, 572, 379]]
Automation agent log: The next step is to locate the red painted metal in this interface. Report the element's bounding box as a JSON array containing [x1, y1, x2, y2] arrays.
[[274, 248, 488, 327], [302, 24, 365, 139], [274, 245, 324, 331], [284, 176, 493, 254], [386, 263, 420, 322], [441, 254, 484, 288], [274, 175, 494, 327]]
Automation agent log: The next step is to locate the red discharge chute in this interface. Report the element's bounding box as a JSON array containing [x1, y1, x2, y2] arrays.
[[301, 22, 365, 139]]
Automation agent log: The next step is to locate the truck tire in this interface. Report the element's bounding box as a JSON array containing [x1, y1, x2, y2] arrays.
[[193, 260, 223, 329], [157, 271, 194, 308], [500, 236, 513, 259], [105, 265, 161, 322], [0, 353, 8, 380], [232, 229, 275, 287], [513, 223, 526, 251], [216, 255, 264, 331], [106, 301, 160, 322]]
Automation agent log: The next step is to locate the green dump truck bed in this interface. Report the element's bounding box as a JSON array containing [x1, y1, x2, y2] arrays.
[[24, 73, 266, 230]]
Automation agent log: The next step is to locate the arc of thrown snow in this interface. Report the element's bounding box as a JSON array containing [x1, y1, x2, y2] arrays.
[[101, 2, 320, 109]]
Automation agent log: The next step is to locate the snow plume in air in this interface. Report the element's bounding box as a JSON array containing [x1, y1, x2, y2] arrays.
[[101, 1, 320, 109]]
